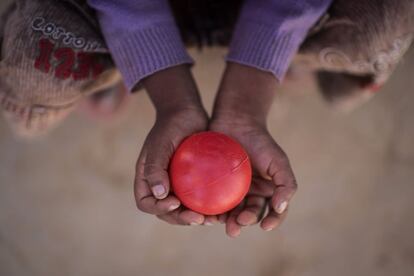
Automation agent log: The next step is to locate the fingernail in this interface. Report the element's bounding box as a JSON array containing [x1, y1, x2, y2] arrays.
[[151, 185, 166, 198], [275, 201, 288, 214], [204, 221, 213, 226], [264, 227, 273, 232], [263, 174, 272, 181], [190, 222, 199, 226], [168, 203, 180, 211]]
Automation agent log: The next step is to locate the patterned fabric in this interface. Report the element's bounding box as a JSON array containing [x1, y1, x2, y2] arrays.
[[0, 0, 120, 136]]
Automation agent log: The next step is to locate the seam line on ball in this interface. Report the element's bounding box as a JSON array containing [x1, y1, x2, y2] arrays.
[[179, 157, 251, 196]]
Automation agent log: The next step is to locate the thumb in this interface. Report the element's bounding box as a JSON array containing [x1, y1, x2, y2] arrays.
[[144, 140, 175, 200]]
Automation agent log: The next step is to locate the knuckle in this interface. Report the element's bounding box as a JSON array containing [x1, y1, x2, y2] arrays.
[[285, 180, 298, 200], [135, 199, 154, 214], [135, 200, 146, 212], [157, 215, 177, 225], [289, 183, 298, 195], [156, 215, 168, 222], [268, 157, 290, 179], [268, 153, 290, 172], [136, 200, 149, 213], [277, 152, 291, 167], [292, 179, 298, 190], [144, 164, 167, 184], [286, 178, 298, 194]]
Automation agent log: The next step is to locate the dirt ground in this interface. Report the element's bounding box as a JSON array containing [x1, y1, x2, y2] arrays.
[[1, 2, 414, 276]]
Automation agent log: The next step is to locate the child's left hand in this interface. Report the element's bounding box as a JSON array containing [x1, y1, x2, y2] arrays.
[[134, 65, 218, 226], [135, 107, 212, 225]]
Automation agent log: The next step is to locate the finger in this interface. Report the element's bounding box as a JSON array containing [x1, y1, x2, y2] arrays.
[[203, 215, 219, 226], [156, 212, 182, 225], [137, 195, 181, 215], [144, 139, 175, 199], [157, 208, 187, 225], [218, 213, 228, 224], [249, 176, 275, 197], [236, 196, 267, 226], [267, 155, 298, 214], [271, 183, 296, 214], [157, 208, 204, 225], [135, 149, 181, 214], [179, 209, 205, 225], [260, 206, 288, 231], [134, 147, 150, 200], [225, 207, 243, 238]]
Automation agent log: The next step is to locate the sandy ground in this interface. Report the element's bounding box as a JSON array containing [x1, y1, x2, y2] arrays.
[[1, 2, 414, 276]]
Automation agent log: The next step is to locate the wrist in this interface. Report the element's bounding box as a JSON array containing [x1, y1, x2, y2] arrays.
[[212, 62, 278, 126], [156, 101, 206, 119], [143, 65, 205, 116], [155, 105, 209, 137]]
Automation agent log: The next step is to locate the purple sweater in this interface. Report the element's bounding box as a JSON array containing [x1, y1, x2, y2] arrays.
[[88, 0, 332, 91]]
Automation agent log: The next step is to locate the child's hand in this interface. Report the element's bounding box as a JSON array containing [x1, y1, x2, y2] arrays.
[[135, 107, 210, 225], [210, 116, 296, 237], [211, 63, 298, 237], [134, 65, 216, 225]]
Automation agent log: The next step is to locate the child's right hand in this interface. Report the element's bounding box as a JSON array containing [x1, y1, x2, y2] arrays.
[[211, 63, 298, 237], [210, 114, 297, 237]]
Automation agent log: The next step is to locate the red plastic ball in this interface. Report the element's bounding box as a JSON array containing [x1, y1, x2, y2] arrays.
[[170, 131, 252, 215]]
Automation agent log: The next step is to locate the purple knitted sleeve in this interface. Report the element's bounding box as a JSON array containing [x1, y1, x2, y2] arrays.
[[88, 0, 333, 90], [87, 0, 193, 91], [227, 0, 333, 81]]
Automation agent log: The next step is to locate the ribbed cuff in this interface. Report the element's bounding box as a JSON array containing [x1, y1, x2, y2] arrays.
[[107, 24, 193, 91], [227, 20, 307, 82]]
